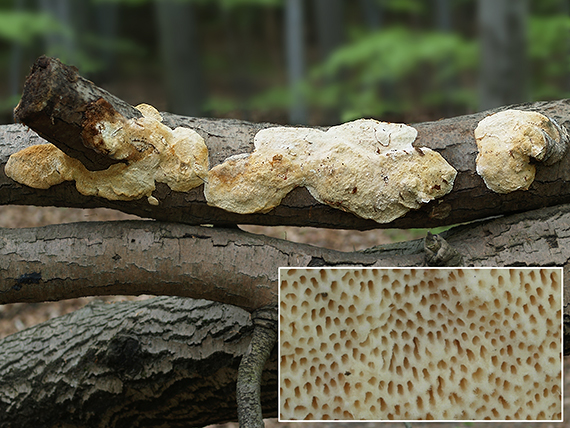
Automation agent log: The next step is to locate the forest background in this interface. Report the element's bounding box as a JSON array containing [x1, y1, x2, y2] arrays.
[[0, 0, 569, 127]]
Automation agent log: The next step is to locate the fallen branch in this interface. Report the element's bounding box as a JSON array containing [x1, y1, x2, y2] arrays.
[[1, 204, 569, 427], [2, 204, 569, 313], [0, 297, 278, 428], [3, 57, 570, 229]]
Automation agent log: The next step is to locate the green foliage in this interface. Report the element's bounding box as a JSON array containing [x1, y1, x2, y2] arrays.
[[0, 10, 65, 45], [306, 26, 478, 120], [529, 15, 570, 99]]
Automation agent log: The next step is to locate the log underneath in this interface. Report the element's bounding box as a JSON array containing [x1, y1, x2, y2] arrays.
[[0, 297, 278, 428], [1, 204, 569, 313]]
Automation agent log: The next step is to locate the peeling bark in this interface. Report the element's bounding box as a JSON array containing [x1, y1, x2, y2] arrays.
[[0, 297, 278, 428], [3, 58, 570, 229]]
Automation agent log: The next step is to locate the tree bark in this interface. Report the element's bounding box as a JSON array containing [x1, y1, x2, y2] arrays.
[[13, 55, 142, 170], [4, 57, 570, 229], [2, 203, 569, 313], [4, 56, 569, 428], [0, 297, 278, 428]]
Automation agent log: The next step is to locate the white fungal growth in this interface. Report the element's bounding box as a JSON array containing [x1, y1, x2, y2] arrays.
[[475, 109, 569, 194], [5, 104, 209, 205], [205, 119, 457, 223]]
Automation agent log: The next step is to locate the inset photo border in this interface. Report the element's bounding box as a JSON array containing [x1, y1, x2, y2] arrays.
[[278, 267, 563, 422]]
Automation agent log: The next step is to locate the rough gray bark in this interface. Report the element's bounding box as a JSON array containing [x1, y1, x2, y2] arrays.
[[2, 203, 569, 312], [0, 297, 278, 428]]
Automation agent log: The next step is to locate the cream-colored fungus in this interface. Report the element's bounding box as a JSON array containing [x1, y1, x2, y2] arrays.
[[5, 104, 208, 205], [205, 119, 457, 223], [475, 110, 569, 194]]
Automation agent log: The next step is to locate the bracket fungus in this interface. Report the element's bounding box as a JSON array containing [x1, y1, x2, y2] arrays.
[[205, 119, 457, 224], [474, 109, 570, 194], [5, 104, 209, 205], [279, 268, 562, 421]]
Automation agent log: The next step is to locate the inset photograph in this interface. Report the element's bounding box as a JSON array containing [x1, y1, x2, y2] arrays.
[[279, 268, 562, 421]]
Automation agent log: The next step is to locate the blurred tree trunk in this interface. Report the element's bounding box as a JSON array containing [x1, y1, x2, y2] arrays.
[[285, 0, 307, 124], [155, 0, 205, 116], [359, 0, 383, 30], [8, 0, 25, 103], [478, 0, 529, 110], [314, 0, 344, 59], [313, 0, 345, 124], [221, 7, 254, 121], [37, 0, 76, 63], [91, 1, 120, 84], [561, 0, 570, 94], [434, 0, 457, 117]]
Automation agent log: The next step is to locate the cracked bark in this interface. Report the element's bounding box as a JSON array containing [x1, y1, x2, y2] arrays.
[[3, 56, 570, 229], [0, 297, 278, 428]]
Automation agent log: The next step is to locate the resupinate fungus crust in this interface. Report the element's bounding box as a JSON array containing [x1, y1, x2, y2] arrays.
[[474, 109, 570, 194], [5, 103, 209, 205], [205, 119, 457, 223]]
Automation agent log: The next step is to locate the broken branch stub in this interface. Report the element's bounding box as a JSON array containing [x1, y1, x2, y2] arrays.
[[13, 56, 142, 171], [205, 119, 457, 224]]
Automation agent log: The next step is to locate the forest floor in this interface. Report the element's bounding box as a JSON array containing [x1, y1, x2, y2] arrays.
[[0, 205, 567, 427]]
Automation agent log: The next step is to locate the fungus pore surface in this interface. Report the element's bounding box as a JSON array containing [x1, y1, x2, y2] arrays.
[[5, 104, 208, 205], [474, 109, 569, 194], [279, 268, 562, 421], [205, 119, 457, 223]]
